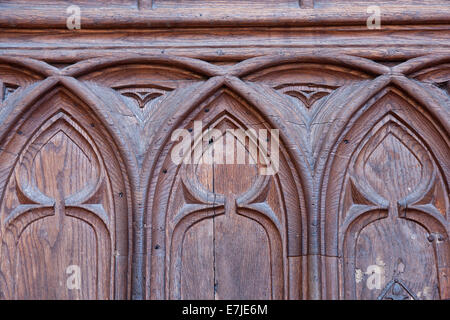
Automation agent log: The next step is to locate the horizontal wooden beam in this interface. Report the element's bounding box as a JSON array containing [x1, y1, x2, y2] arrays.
[[0, 6, 449, 29], [1, 24, 449, 62]]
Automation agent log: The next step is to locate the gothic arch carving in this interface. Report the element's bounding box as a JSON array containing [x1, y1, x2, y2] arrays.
[[0, 56, 58, 78], [71, 56, 211, 121], [231, 54, 389, 78], [0, 79, 133, 299], [59, 56, 225, 168], [396, 55, 450, 96], [0, 56, 59, 106], [143, 77, 309, 299], [393, 54, 450, 78], [62, 55, 223, 78], [321, 80, 449, 300], [240, 55, 382, 112], [232, 54, 387, 175]]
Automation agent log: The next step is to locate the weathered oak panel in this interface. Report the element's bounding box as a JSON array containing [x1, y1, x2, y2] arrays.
[[0, 0, 448, 300]]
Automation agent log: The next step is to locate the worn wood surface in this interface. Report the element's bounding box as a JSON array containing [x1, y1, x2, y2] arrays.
[[0, 0, 448, 300]]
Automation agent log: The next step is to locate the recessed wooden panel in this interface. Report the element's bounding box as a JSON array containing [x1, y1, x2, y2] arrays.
[[214, 212, 272, 300], [168, 93, 285, 300], [355, 218, 439, 300], [14, 210, 98, 300], [351, 114, 440, 299], [180, 219, 214, 300]]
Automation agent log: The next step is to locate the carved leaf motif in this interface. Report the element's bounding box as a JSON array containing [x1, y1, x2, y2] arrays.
[[347, 177, 376, 206], [114, 85, 173, 123], [118, 88, 166, 109], [341, 176, 385, 223], [410, 63, 450, 96], [274, 83, 338, 109]]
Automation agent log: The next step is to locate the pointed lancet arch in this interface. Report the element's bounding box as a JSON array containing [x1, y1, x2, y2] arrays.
[[143, 75, 313, 300], [0, 77, 135, 299], [320, 75, 449, 299]]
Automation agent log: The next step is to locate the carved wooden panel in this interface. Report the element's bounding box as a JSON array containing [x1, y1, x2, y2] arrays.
[[0, 0, 448, 300], [322, 81, 449, 300], [0, 82, 131, 299], [145, 86, 306, 300]]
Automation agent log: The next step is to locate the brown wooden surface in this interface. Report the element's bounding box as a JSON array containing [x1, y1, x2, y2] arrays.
[[0, 0, 448, 300]]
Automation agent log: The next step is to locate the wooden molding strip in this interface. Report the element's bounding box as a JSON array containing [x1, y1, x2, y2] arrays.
[[1, 6, 449, 29]]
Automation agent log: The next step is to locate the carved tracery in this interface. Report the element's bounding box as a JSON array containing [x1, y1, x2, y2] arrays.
[[324, 86, 449, 300], [0, 86, 130, 299], [146, 87, 306, 300]]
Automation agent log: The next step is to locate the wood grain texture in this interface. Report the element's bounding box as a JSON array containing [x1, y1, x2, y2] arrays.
[[0, 0, 448, 300], [1, 6, 450, 29]]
